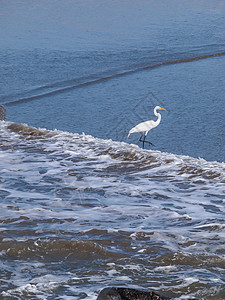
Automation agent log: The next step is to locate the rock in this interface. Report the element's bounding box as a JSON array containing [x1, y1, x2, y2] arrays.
[[97, 287, 170, 300], [0, 105, 6, 121]]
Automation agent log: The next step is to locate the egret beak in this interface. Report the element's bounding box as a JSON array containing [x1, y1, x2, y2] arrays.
[[159, 107, 166, 111]]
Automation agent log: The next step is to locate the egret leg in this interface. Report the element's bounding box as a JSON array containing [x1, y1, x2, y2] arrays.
[[139, 134, 144, 148], [139, 135, 154, 148], [139, 134, 143, 142], [143, 135, 146, 149]]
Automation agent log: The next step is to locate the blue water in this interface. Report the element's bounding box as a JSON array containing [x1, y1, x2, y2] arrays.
[[1, 1, 225, 299], [1, 1, 225, 162]]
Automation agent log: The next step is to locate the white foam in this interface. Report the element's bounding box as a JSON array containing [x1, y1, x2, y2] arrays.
[[154, 265, 178, 273]]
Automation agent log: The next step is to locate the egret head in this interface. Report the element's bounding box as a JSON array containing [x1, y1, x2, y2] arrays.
[[155, 106, 166, 111]]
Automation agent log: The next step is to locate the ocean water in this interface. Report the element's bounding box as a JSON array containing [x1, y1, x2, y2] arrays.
[[0, 1, 225, 299]]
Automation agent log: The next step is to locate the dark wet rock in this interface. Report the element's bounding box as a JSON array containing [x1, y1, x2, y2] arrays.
[[0, 105, 6, 121], [97, 287, 170, 300]]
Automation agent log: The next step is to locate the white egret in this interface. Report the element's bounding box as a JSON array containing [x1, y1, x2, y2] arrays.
[[127, 106, 166, 148]]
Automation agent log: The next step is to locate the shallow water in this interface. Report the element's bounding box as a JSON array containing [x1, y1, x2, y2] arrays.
[[1, 1, 225, 299], [0, 122, 225, 299]]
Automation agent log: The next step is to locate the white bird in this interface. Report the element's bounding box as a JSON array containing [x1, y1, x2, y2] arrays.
[[127, 106, 166, 148]]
